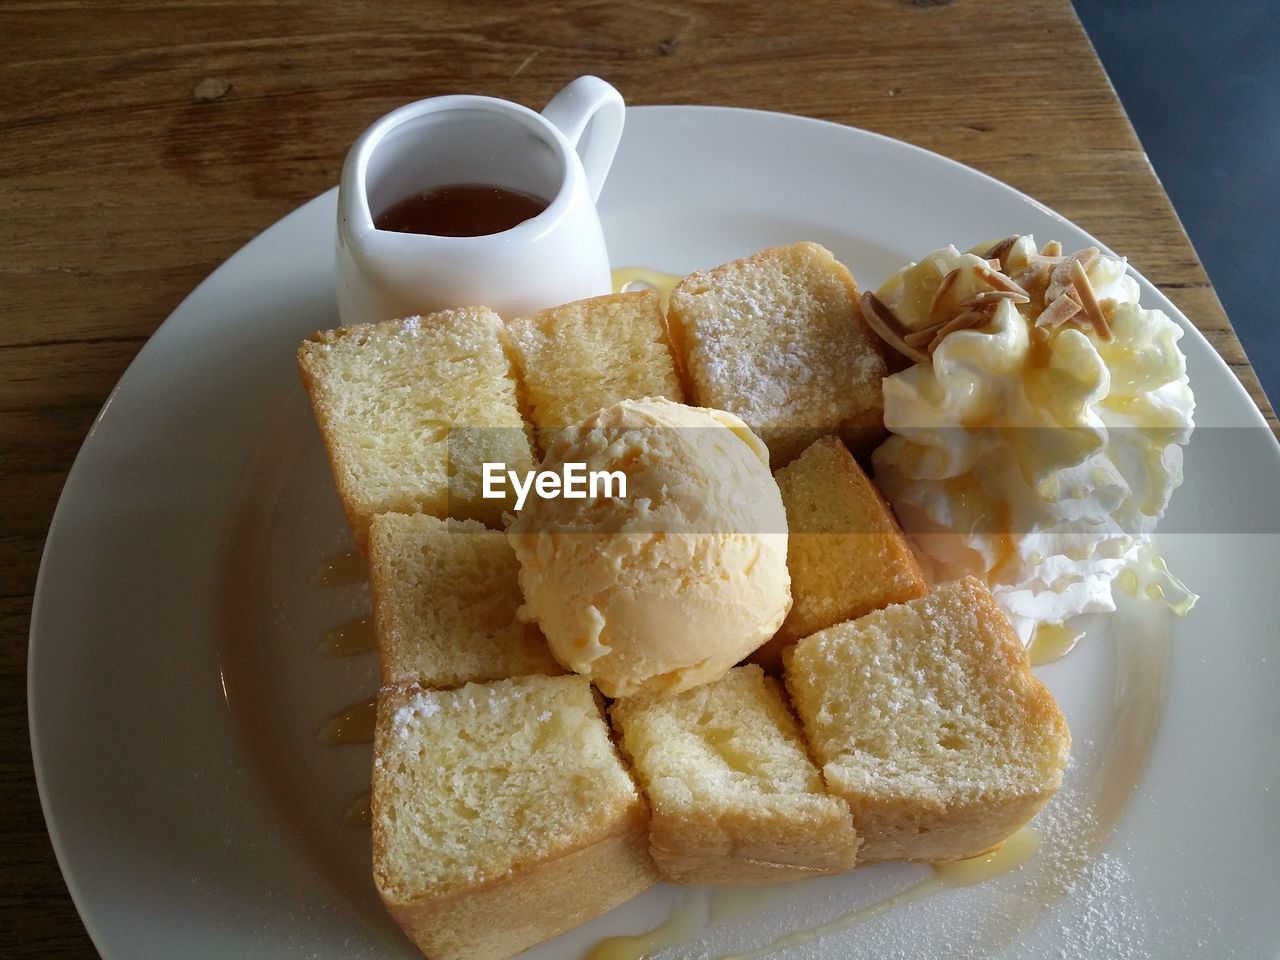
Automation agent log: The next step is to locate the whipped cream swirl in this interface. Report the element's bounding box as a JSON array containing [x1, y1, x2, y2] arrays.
[[871, 237, 1196, 642]]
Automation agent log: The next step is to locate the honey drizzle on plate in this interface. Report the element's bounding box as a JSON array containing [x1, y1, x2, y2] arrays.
[[316, 697, 376, 744], [611, 267, 684, 313], [344, 789, 372, 827], [716, 830, 1042, 960], [317, 615, 375, 657], [1028, 621, 1084, 666], [587, 889, 710, 960], [588, 830, 1041, 960], [313, 548, 376, 823], [312, 549, 367, 586]]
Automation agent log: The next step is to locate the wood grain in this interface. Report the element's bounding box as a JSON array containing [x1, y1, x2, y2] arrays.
[[2, 1, 1273, 956]]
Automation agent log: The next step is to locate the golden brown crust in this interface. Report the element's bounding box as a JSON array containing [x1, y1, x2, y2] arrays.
[[296, 343, 377, 549], [372, 678, 658, 959], [647, 798, 859, 885], [609, 665, 860, 886], [666, 242, 887, 469], [822, 782, 1058, 864], [785, 578, 1071, 863], [367, 514, 562, 689], [379, 801, 656, 960], [755, 435, 927, 671], [296, 309, 533, 545], [502, 290, 684, 456]]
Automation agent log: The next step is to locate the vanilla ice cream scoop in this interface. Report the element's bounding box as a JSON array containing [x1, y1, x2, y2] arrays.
[[507, 397, 791, 697]]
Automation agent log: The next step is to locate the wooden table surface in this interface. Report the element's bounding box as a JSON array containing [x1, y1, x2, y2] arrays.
[[3, 1, 1274, 956]]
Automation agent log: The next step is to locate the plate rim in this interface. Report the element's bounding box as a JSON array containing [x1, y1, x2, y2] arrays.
[[27, 102, 1280, 959]]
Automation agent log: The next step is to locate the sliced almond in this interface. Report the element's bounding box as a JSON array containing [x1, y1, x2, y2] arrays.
[[927, 268, 962, 325], [974, 263, 1031, 299], [927, 308, 993, 352], [981, 235, 1019, 266], [1025, 252, 1064, 266], [903, 322, 947, 347], [1003, 238, 1032, 274], [1046, 247, 1099, 303], [1041, 240, 1063, 257], [1012, 260, 1054, 296], [1036, 294, 1081, 329], [1069, 258, 1112, 341], [962, 289, 1030, 307], [1045, 261, 1073, 303], [861, 291, 930, 364]]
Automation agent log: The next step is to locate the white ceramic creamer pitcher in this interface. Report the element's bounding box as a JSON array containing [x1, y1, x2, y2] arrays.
[[335, 75, 624, 323]]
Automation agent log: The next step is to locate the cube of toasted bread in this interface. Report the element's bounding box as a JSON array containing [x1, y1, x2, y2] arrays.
[[373, 675, 657, 960], [368, 513, 562, 689], [610, 665, 859, 884], [667, 243, 887, 466], [785, 578, 1070, 863], [754, 435, 928, 669], [297, 309, 534, 546], [503, 290, 685, 452]]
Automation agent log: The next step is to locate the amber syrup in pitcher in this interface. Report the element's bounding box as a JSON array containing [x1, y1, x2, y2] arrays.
[[375, 183, 549, 237]]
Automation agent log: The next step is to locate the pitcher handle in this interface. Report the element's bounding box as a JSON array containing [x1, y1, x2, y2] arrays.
[[541, 76, 625, 202]]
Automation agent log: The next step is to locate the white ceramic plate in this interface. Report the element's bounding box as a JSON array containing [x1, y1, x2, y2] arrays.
[[30, 106, 1280, 960]]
